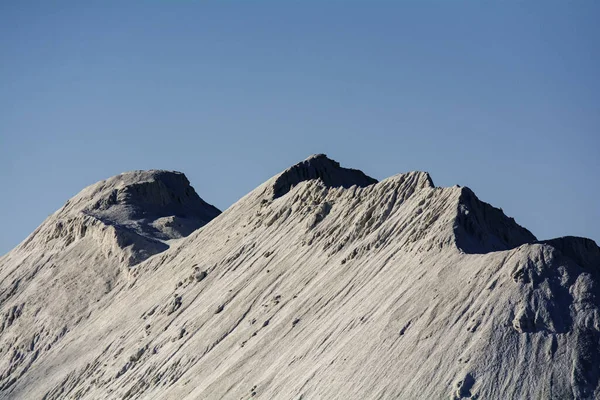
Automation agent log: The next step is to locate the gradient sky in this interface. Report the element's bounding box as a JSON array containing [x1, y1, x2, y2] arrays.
[[1, 1, 599, 255]]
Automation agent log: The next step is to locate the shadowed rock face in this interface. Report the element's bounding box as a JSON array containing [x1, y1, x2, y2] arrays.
[[454, 187, 537, 254], [77, 170, 221, 242], [533, 237, 600, 398], [539, 236, 600, 274], [21, 170, 221, 266], [1, 155, 600, 400], [271, 154, 378, 199]]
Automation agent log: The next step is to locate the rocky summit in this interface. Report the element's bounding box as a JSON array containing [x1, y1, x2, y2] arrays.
[[0, 155, 598, 399]]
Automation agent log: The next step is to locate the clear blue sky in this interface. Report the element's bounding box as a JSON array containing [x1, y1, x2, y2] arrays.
[[1, 1, 599, 255]]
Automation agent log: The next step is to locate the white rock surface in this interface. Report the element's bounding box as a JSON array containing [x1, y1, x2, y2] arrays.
[[0, 155, 598, 399]]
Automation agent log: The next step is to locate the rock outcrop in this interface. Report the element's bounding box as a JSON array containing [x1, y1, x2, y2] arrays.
[[271, 154, 378, 199], [18, 170, 220, 266]]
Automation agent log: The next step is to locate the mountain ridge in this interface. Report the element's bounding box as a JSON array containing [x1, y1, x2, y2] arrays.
[[0, 154, 598, 399]]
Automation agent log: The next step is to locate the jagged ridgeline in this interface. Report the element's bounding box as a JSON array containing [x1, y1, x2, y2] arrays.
[[0, 155, 598, 399]]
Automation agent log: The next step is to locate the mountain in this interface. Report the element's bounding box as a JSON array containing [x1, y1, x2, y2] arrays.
[[0, 170, 220, 396], [0, 155, 598, 399]]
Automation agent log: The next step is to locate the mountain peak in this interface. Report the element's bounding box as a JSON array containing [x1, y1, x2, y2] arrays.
[[303, 153, 328, 161], [21, 169, 221, 266], [74, 169, 219, 230], [453, 186, 536, 254], [384, 170, 435, 190], [271, 154, 378, 199]]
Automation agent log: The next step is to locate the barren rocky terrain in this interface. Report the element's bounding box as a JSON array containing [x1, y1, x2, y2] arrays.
[[1, 154, 598, 399]]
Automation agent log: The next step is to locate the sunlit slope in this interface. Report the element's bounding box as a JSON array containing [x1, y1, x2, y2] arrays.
[[1, 155, 598, 400]]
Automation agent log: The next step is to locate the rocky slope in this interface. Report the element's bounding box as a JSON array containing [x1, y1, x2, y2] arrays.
[[0, 155, 598, 399], [0, 170, 220, 396]]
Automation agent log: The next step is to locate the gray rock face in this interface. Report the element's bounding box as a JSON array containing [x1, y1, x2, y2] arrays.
[[271, 154, 378, 199], [21, 170, 221, 266], [539, 236, 600, 273], [83, 170, 219, 234], [0, 156, 599, 400], [454, 187, 537, 254]]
